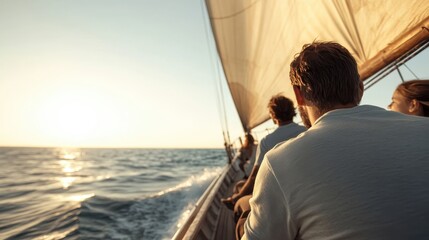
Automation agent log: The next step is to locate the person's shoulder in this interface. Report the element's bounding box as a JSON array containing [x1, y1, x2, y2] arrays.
[[360, 105, 429, 125], [257, 134, 270, 149], [282, 122, 306, 134], [290, 122, 307, 130], [265, 129, 312, 161], [268, 123, 306, 139]]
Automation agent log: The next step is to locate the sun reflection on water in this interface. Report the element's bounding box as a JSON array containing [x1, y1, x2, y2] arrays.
[[59, 149, 81, 160], [59, 177, 76, 189], [68, 193, 95, 202], [62, 153, 77, 160], [58, 160, 82, 173], [53, 149, 96, 204], [56, 148, 83, 190]]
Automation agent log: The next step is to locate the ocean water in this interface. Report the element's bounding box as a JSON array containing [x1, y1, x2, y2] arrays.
[[0, 147, 226, 240]]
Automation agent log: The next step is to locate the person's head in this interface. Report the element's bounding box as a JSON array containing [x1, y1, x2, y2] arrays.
[[243, 133, 254, 147], [268, 94, 296, 125], [289, 41, 363, 127], [388, 80, 429, 117]]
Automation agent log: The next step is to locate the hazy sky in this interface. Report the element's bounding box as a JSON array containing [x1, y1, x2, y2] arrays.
[[0, 0, 233, 148], [0, 1, 427, 148]]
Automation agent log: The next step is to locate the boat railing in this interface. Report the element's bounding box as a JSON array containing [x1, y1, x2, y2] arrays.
[[172, 154, 242, 240]]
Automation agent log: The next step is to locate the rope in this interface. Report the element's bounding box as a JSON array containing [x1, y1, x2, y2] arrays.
[[403, 63, 420, 79], [364, 40, 428, 90], [395, 65, 405, 83], [200, 0, 228, 138], [200, 0, 234, 162]]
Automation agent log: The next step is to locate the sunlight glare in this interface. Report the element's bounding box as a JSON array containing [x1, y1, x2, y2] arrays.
[[59, 177, 76, 189], [37, 88, 105, 146], [68, 193, 95, 202], [58, 160, 82, 173], [61, 153, 78, 160]]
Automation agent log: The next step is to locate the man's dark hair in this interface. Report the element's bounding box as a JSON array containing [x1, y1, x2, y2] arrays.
[[268, 94, 296, 122], [289, 41, 361, 112]]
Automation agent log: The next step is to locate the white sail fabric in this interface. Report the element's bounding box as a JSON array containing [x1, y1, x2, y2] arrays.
[[206, 0, 429, 131]]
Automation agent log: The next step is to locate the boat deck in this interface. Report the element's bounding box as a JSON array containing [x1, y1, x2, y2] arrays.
[[213, 167, 244, 240]]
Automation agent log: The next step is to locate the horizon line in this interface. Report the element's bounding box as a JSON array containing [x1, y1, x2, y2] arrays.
[[0, 145, 225, 150]]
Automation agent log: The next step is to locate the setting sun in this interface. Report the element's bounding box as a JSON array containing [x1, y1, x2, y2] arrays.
[[37, 88, 105, 146]]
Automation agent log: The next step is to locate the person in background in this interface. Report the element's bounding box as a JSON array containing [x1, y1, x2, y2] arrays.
[[237, 133, 255, 175], [388, 79, 429, 117], [222, 95, 306, 239], [242, 42, 429, 240]]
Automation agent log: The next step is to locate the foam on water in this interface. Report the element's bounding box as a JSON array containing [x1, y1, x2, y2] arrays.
[[155, 166, 222, 196]]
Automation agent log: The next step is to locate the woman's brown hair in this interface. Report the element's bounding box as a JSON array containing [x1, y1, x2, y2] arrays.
[[396, 80, 429, 117]]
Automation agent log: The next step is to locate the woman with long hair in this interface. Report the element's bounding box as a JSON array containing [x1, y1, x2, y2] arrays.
[[388, 80, 429, 117]]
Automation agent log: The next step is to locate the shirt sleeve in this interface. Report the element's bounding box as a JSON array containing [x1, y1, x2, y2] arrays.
[[242, 155, 297, 240]]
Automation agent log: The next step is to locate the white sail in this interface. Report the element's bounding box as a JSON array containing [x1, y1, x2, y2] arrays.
[[206, 0, 429, 130]]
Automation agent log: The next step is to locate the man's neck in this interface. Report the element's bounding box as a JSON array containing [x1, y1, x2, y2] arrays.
[[309, 103, 358, 125], [278, 120, 293, 127]]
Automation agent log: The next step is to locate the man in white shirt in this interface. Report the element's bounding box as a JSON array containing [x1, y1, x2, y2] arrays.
[[222, 95, 306, 209], [242, 42, 429, 240], [222, 95, 306, 239]]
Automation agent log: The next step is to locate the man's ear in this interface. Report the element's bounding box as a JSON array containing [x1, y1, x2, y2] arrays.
[[293, 86, 304, 105], [409, 99, 421, 114]]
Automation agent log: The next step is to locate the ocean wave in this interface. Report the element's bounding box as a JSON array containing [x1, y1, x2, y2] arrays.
[[1, 202, 80, 240], [0, 148, 227, 240], [77, 167, 222, 239]]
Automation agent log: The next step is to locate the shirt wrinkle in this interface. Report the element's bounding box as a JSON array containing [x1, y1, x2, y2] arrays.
[[266, 156, 298, 236]]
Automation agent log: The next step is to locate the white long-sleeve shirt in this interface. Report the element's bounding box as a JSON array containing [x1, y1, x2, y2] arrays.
[[243, 105, 429, 240]]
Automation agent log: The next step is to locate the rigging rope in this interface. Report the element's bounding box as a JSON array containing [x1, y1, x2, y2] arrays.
[[200, 0, 233, 160], [403, 63, 420, 79], [364, 40, 428, 90], [395, 64, 405, 83]]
